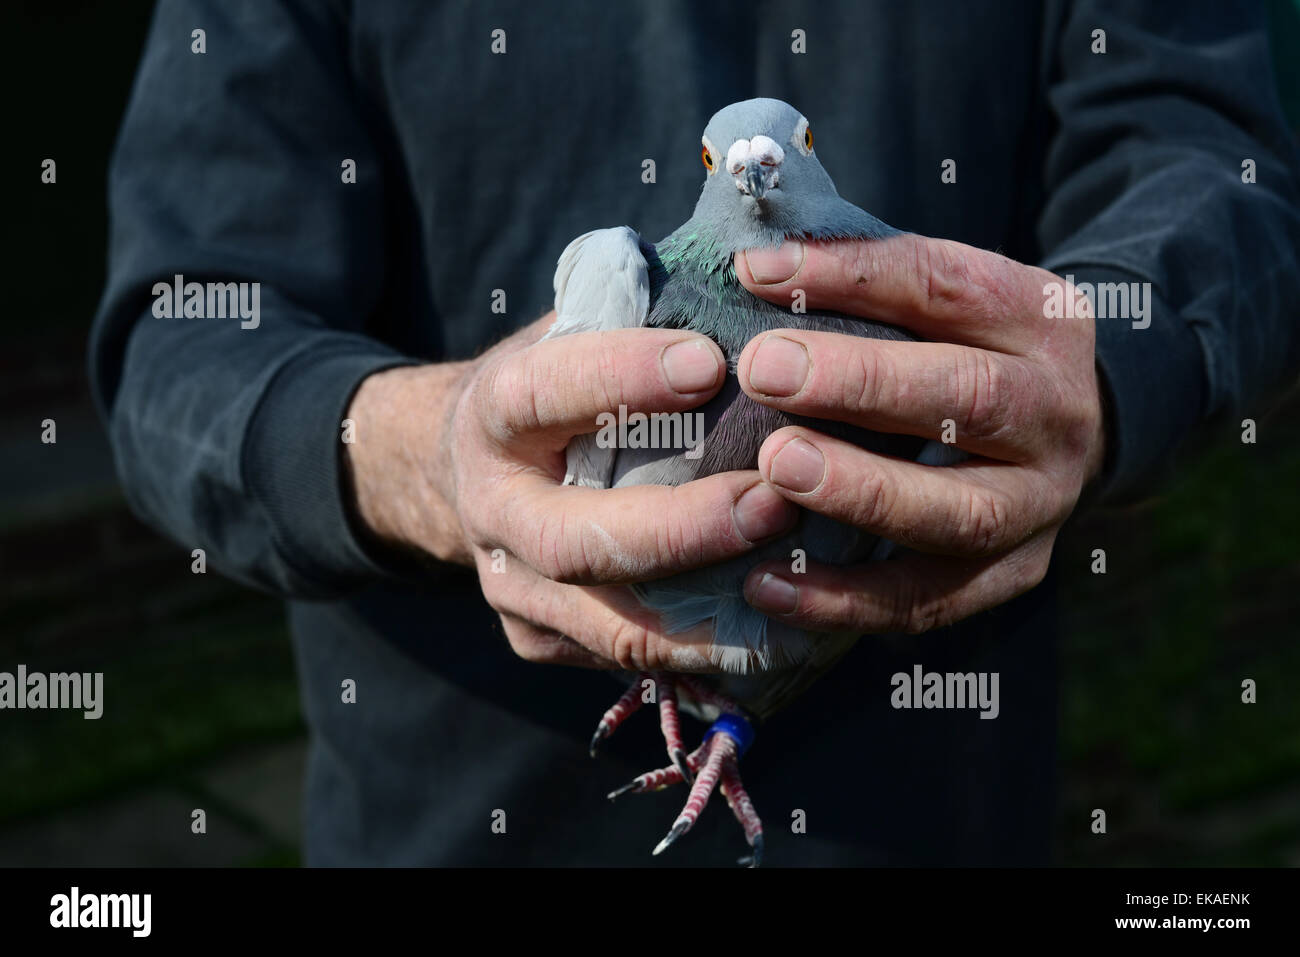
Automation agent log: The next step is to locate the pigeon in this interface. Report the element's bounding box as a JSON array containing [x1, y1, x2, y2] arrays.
[[542, 98, 956, 865]]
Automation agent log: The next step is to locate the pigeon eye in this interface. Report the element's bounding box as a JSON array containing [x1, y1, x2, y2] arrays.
[[791, 117, 814, 156], [702, 148, 715, 173]]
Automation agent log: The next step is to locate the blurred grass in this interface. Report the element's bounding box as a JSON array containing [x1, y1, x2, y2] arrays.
[[1056, 389, 1300, 865], [0, 496, 302, 827]]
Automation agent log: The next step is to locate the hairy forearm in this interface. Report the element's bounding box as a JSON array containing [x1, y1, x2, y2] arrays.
[[343, 314, 558, 569], [344, 361, 476, 567]]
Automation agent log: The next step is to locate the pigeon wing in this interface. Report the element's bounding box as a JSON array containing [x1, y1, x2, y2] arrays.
[[542, 227, 651, 489]]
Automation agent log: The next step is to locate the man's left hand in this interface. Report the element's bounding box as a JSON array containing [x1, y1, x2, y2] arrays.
[[733, 234, 1106, 635]]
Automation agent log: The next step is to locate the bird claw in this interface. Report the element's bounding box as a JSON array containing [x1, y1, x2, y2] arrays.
[[606, 781, 638, 801], [652, 821, 689, 857], [671, 747, 694, 785], [589, 672, 764, 865], [737, 834, 764, 869]]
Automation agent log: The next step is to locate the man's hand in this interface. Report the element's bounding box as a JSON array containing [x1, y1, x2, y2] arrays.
[[733, 234, 1106, 635], [344, 314, 799, 670]]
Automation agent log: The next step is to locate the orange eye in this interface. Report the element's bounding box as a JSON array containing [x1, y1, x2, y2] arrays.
[[702, 148, 715, 172], [804, 126, 814, 151]]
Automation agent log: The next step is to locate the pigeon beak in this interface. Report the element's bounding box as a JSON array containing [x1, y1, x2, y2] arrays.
[[727, 136, 783, 204]]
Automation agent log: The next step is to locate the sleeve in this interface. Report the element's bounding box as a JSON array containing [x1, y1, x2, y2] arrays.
[[88, 0, 418, 598], [1036, 0, 1300, 505]]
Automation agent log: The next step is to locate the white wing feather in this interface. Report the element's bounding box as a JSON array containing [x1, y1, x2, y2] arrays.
[[542, 227, 650, 488]]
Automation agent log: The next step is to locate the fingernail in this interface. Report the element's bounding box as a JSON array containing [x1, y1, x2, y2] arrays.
[[744, 241, 805, 284], [748, 335, 808, 396], [732, 484, 798, 543], [661, 338, 722, 394], [769, 438, 825, 493], [751, 572, 799, 614]]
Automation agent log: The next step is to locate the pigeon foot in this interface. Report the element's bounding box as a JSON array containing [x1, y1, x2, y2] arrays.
[[591, 672, 763, 867]]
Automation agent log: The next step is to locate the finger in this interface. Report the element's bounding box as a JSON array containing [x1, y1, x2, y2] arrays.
[[737, 330, 1047, 461], [734, 234, 1069, 354], [742, 536, 1054, 635], [483, 563, 724, 673], [479, 328, 726, 447], [494, 470, 800, 585], [497, 614, 619, 669], [757, 428, 1072, 557]]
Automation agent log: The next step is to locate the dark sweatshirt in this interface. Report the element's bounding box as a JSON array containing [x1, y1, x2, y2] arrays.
[[89, 0, 1300, 864]]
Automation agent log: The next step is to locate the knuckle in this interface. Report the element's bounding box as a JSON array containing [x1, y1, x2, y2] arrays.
[[980, 256, 1022, 315], [957, 487, 1012, 555], [915, 238, 974, 311], [509, 641, 544, 664], [1045, 472, 1080, 523], [845, 344, 898, 417], [657, 496, 708, 569], [1061, 277, 1096, 321], [850, 468, 894, 532], [1015, 556, 1050, 593], [481, 585, 510, 617], [458, 501, 487, 542], [478, 359, 532, 442], [532, 510, 594, 584], [903, 585, 950, 635], [1057, 390, 1103, 470], [609, 621, 650, 672], [905, 599, 947, 634], [501, 619, 545, 663], [957, 349, 1011, 439], [515, 368, 548, 435], [477, 360, 512, 425], [477, 555, 528, 617], [881, 575, 936, 634]]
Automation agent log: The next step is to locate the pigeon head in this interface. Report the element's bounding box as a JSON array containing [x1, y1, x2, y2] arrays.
[[699, 99, 833, 206], [684, 98, 890, 261]]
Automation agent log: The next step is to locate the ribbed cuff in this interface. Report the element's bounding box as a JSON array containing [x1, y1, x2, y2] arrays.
[[1065, 267, 1208, 507], [243, 343, 420, 596]]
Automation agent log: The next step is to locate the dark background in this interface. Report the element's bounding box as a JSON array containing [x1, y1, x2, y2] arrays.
[[4, 0, 1299, 866]]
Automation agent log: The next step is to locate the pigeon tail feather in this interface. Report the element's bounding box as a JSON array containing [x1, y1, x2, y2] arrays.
[[634, 586, 812, 675]]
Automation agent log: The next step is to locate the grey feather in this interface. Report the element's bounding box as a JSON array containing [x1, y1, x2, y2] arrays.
[[543, 227, 650, 488]]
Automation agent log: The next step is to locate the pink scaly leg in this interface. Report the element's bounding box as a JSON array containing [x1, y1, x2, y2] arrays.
[[590, 674, 765, 865], [606, 742, 708, 800], [588, 675, 647, 756], [652, 732, 736, 856], [721, 758, 764, 868], [655, 672, 693, 783]]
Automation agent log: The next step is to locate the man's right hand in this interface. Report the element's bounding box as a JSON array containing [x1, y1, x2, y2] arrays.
[[344, 313, 799, 671]]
